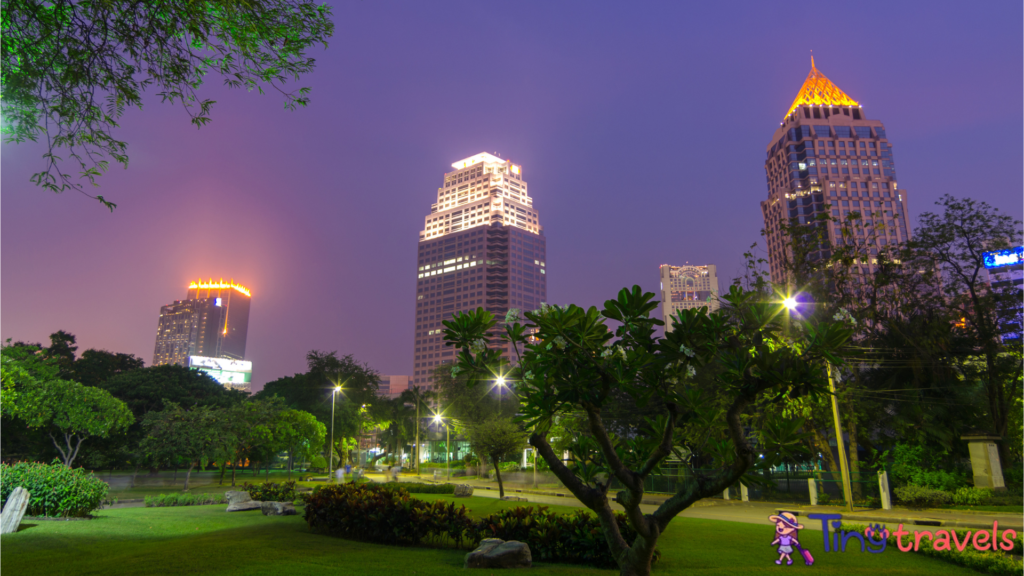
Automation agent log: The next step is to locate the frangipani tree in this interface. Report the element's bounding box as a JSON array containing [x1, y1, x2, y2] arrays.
[[444, 285, 852, 576]]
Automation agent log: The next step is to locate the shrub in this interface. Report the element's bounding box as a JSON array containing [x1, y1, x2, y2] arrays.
[[843, 523, 1023, 576], [380, 482, 455, 494], [304, 483, 475, 547], [891, 443, 967, 491], [241, 480, 297, 502], [476, 506, 660, 568], [497, 461, 521, 473], [952, 486, 991, 506], [0, 460, 108, 517], [144, 493, 225, 507], [894, 485, 952, 508]]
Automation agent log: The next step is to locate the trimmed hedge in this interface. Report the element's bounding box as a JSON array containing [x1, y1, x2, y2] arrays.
[[304, 483, 475, 547], [145, 493, 225, 507], [478, 505, 661, 568], [952, 486, 991, 506], [894, 485, 952, 508], [302, 483, 659, 568], [842, 522, 1023, 576], [241, 480, 297, 502], [0, 461, 108, 518]]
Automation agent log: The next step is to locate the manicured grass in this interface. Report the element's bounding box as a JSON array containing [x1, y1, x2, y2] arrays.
[[1, 497, 982, 576]]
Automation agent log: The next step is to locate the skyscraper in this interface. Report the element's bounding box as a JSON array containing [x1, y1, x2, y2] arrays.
[[761, 59, 911, 284], [412, 153, 547, 388], [152, 279, 252, 368], [659, 264, 720, 331]]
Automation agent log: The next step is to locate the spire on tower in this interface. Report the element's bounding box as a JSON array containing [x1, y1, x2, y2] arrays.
[[783, 58, 858, 118]]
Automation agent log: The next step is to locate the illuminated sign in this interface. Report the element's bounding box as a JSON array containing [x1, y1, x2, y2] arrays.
[[188, 356, 252, 386], [215, 297, 222, 307], [983, 247, 1023, 269]]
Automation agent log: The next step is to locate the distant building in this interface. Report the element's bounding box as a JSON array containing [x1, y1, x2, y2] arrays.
[[380, 375, 411, 399], [412, 153, 547, 388], [659, 264, 719, 331], [761, 58, 911, 285], [152, 279, 252, 381]]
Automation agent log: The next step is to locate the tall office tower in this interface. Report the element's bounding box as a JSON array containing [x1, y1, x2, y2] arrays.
[[761, 59, 911, 284], [412, 153, 547, 388], [152, 279, 252, 367], [659, 264, 720, 331]]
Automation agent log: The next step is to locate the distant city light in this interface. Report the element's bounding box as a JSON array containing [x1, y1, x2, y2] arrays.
[[783, 297, 798, 311], [983, 247, 1023, 269]]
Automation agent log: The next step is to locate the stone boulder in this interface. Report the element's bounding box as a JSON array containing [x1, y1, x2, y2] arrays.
[[260, 501, 297, 516], [465, 538, 532, 569], [453, 484, 474, 497], [1, 487, 31, 534], [224, 490, 262, 512]]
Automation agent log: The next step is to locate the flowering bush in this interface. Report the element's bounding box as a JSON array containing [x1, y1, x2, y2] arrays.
[[0, 460, 108, 517]]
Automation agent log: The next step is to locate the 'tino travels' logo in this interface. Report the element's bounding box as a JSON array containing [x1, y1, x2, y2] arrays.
[[773, 513, 1017, 559]]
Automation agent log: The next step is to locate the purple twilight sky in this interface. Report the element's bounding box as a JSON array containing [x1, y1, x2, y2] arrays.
[[2, 1, 1022, 392]]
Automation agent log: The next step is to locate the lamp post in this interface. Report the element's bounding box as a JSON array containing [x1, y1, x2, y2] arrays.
[[496, 376, 506, 414], [434, 414, 450, 481], [330, 385, 341, 482], [784, 296, 854, 511]]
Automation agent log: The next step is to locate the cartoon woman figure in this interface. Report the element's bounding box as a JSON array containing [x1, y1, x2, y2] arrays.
[[769, 512, 809, 566]]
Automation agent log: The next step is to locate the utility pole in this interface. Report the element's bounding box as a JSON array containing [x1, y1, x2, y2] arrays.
[[828, 363, 855, 511]]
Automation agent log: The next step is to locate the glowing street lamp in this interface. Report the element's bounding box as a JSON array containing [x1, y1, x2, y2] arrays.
[[433, 414, 450, 481], [782, 296, 853, 511], [495, 376, 506, 413], [330, 384, 342, 482]]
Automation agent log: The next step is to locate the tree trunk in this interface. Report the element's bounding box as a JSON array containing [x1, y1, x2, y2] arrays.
[[231, 458, 237, 487], [615, 532, 659, 576], [173, 466, 178, 483], [811, 428, 840, 476], [184, 462, 196, 491], [492, 457, 505, 499], [288, 450, 293, 480], [219, 461, 227, 486], [130, 464, 141, 489], [265, 460, 270, 481]]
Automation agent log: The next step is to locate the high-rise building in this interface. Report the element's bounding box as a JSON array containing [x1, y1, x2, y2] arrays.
[[152, 279, 252, 368], [659, 264, 720, 330], [412, 153, 547, 388], [761, 59, 911, 284]]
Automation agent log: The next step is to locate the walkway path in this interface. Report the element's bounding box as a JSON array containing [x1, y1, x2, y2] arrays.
[[364, 471, 1023, 533]]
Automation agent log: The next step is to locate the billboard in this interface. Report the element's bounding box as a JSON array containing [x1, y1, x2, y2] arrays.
[[983, 247, 1023, 269], [188, 356, 252, 386]]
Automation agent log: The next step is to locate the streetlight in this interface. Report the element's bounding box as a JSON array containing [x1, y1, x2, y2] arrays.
[[496, 376, 506, 413], [433, 414, 450, 481], [330, 385, 341, 482], [782, 295, 854, 511]]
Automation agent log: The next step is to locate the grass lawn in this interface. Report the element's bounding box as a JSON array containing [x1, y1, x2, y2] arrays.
[[1, 496, 983, 576]]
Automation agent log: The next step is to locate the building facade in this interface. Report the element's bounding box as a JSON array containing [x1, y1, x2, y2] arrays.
[[659, 264, 720, 330], [152, 279, 252, 369], [761, 59, 911, 284], [412, 153, 547, 388]]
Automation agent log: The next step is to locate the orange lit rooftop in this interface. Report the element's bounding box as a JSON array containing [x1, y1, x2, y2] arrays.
[[188, 279, 251, 297], [784, 57, 859, 118]]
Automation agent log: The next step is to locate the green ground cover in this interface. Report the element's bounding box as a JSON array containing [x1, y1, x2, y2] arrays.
[[2, 496, 982, 576]]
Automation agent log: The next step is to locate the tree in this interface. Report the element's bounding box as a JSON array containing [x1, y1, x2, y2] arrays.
[[2, 0, 335, 208], [433, 363, 517, 425], [257, 350, 381, 463], [43, 330, 78, 375], [16, 377, 134, 466], [222, 397, 286, 486], [400, 385, 431, 474], [275, 409, 325, 478], [141, 402, 226, 490], [909, 195, 1023, 466], [467, 416, 528, 498], [68, 349, 144, 387], [444, 286, 852, 576]]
